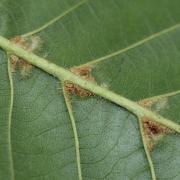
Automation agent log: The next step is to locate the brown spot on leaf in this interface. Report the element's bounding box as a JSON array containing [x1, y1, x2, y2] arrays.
[[138, 99, 156, 109], [10, 36, 42, 77], [18, 60, 33, 77], [64, 81, 94, 97], [70, 66, 95, 82], [64, 66, 96, 97], [142, 117, 173, 151], [138, 97, 168, 111], [10, 55, 19, 73], [139, 97, 172, 150]]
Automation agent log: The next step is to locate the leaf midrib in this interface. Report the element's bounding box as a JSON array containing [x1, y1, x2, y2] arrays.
[[0, 35, 179, 134]]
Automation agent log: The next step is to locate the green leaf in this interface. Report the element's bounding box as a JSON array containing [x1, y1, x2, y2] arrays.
[[152, 134, 180, 179], [0, 0, 180, 180]]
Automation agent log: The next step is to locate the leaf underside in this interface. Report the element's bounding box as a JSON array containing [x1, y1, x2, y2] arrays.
[[0, 0, 180, 180]]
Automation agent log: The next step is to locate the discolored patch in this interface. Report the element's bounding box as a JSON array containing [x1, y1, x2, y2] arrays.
[[69, 66, 96, 82], [152, 98, 169, 112], [138, 97, 168, 111], [138, 99, 156, 109], [64, 81, 94, 97], [139, 97, 172, 150], [10, 54, 19, 73], [10, 36, 42, 77], [142, 117, 173, 151], [64, 66, 96, 97]]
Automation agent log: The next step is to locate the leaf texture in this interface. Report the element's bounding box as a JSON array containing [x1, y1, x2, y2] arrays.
[[0, 0, 180, 180]]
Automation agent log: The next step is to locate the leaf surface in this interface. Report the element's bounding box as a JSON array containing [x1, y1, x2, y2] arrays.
[[0, 0, 180, 180]]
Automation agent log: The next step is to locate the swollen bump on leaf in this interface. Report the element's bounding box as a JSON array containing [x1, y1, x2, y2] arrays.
[[10, 35, 42, 77], [64, 66, 96, 97]]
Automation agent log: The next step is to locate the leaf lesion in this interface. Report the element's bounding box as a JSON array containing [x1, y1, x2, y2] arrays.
[[137, 93, 179, 180], [64, 66, 96, 97], [139, 115, 173, 180], [138, 94, 176, 150], [138, 119, 157, 180], [10, 35, 42, 77], [141, 117, 173, 151], [2, 1, 180, 180]]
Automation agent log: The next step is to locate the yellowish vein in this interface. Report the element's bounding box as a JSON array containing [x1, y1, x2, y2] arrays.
[[22, 0, 87, 37], [78, 23, 180, 68], [138, 90, 180, 102], [7, 53, 15, 180], [62, 85, 83, 180], [138, 119, 156, 180]]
